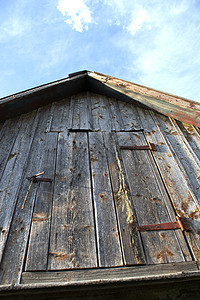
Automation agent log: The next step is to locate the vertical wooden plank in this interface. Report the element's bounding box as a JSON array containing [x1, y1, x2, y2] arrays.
[[117, 131, 190, 264], [108, 98, 124, 131], [45, 103, 55, 133], [137, 107, 200, 262], [117, 101, 141, 131], [89, 132, 123, 267], [174, 121, 200, 163], [91, 94, 114, 131], [68, 94, 92, 130], [104, 132, 146, 265], [50, 98, 71, 132], [48, 132, 97, 270], [0, 106, 53, 285], [0, 116, 20, 180], [153, 112, 200, 204], [25, 132, 58, 271], [0, 111, 38, 264]]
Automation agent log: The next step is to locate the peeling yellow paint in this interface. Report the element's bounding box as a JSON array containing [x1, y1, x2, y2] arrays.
[[113, 145, 143, 262], [114, 146, 133, 225]]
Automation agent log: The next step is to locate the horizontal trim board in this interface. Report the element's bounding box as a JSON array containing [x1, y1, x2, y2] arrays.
[[21, 261, 199, 286], [0, 262, 199, 297]]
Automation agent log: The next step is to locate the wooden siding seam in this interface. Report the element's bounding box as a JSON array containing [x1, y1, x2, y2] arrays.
[[45, 132, 59, 272], [102, 132, 125, 266], [151, 111, 200, 211], [142, 130, 194, 262], [87, 132, 100, 268], [0, 111, 40, 265], [170, 118, 200, 169]]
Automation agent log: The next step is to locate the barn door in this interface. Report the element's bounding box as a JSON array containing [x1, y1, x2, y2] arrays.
[[103, 131, 192, 265]]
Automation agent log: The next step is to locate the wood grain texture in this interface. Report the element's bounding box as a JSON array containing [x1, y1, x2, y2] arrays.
[[0, 106, 53, 285], [50, 98, 71, 132], [89, 132, 123, 267], [103, 132, 146, 265], [48, 132, 97, 270], [174, 120, 200, 166], [154, 112, 200, 203], [68, 94, 92, 130], [0, 111, 38, 264], [137, 107, 199, 261], [117, 101, 141, 131], [91, 94, 114, 131], [117, 131, 189, 264], [21, 261, 198, 284], [25, 132, 58, 271], [0, 116, 20, 180], [108, 98, 124, 131]]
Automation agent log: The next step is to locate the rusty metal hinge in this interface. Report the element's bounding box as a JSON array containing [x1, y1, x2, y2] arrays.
[[120, 142, 156, 151], [136, 216, 191, 232]]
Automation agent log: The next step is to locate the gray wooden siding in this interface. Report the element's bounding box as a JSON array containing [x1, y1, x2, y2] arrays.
[[0, 92, 200, 286]]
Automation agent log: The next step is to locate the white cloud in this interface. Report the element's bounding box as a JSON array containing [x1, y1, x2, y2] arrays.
[[0, 18, 28, 42], [127, 8, 150, 36], [57, 0, 92, 32]]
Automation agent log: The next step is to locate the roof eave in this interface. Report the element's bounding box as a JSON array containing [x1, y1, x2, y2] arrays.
[[88, 71, 200, 127], [0, 73, 88, 121], [1, 70, 200, 127]]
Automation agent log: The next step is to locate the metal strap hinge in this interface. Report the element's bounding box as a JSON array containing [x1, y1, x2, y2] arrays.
[[120, 142, 156, 151], [136, 216, 191, 232]]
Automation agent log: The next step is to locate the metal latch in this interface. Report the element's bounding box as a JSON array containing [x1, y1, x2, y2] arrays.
[[120, 142, 156, 151], [136, 216, 191, 232]]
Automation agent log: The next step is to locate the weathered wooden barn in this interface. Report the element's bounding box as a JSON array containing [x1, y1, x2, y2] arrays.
[[0, 70, 200, 299]]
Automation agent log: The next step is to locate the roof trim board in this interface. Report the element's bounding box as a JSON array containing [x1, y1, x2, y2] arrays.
[[89, 72, 200, 127], [0, 70, 200, 127]]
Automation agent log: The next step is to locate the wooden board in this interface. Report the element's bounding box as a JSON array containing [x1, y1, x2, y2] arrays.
[[21, 261, 198, 284], [117, 101, 141, 131], [103, 132, 146, 265], [136, 107, 199, 261], [91, 94, 114, 131], [0, 106, 53, 285], [174, 121, 200, 165], [48, 132, 97, 270], [25, 132, 58, 271], [0, 116, 20, 180], [154, 112, 200, 202], [50, 98, 71, 132], [0, 111, 38, 264], [68, 94, 92, 130], [108, 98, 125, 131], [89, 132, 123, 267], [117, 131, 190, 264]]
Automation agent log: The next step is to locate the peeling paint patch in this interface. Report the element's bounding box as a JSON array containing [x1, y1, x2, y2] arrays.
[[114, 146, 133, 226]]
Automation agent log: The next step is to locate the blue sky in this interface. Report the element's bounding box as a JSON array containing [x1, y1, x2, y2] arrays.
[[0, 0, 200, 101]]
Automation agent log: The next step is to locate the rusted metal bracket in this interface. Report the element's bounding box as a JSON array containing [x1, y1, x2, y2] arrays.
[[27, 177, 52, 182], [136, 216, 191, 232], [26, 171, 52, 182], [120, 142, 156, 151]]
